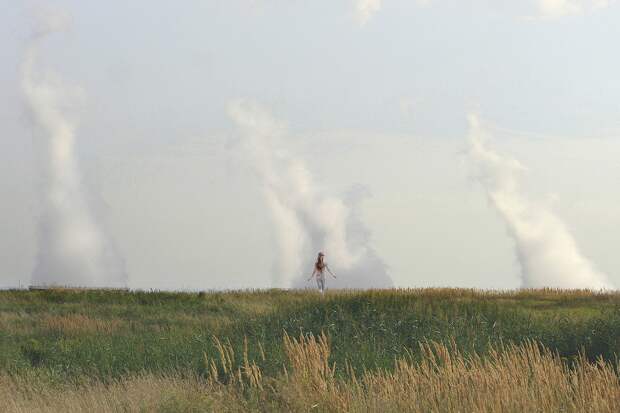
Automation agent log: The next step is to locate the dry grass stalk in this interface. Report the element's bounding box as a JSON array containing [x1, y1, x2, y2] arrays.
[[3, 334, 620, 412]]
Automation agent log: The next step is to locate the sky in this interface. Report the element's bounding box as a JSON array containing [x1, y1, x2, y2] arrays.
[[1, 0, 620, 290]]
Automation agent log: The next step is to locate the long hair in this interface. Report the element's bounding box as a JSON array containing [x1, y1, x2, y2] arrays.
[[315, 253, 325, 271]]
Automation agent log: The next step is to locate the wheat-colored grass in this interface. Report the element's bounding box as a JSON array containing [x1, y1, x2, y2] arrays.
[[42, 314, 125, 336], [4, 333, 619, 412]]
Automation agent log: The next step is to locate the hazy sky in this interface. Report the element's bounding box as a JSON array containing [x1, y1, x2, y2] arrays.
[[2, 0, 620, 290]]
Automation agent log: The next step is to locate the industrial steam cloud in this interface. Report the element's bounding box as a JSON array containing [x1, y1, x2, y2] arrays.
[[228, 100, 392, 289], [468, 115, 612, 290], [22, 11, 126, 288]]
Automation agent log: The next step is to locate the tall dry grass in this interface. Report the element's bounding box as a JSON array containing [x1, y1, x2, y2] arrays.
[[0, 373, 210, 413], [4, 288, 620, 380], [4, 334, 619, 412]]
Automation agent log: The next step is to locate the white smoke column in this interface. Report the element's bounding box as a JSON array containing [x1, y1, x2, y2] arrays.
[[354, 0, 382, 25], [536, 0, 612, 18], [468, 115, 612, 290], [228, 100, 392, 288], [22, 12, 126, 287]]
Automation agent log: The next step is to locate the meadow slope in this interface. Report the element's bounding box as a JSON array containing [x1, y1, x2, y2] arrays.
[[1, 288, 620, 411]]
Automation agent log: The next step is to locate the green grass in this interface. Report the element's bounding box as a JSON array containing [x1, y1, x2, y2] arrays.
[[1, 288, 620, 384]]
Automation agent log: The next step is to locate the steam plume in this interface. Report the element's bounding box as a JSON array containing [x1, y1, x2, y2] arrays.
[[228, 100, 392, 289], [22, 12, 126, 287], [468, 115, 612, 290], [536, 0, 612, 18], [354, 0, 382, 25]]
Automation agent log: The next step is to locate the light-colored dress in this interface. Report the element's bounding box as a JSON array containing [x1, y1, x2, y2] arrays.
[[315, 263, 326, 293]]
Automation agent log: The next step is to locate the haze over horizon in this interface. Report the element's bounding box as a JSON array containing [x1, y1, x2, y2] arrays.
[[2, 1, 620, 290]]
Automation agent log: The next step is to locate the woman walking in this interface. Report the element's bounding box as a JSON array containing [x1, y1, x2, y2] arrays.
[[308, 252, 336, 293]]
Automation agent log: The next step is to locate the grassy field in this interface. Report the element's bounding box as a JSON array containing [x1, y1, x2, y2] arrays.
[[1, 288, 620, 411]]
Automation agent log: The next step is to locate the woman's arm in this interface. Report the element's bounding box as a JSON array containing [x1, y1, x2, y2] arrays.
[[308, 268, 317, 281], [326, 265, 336, 278]]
